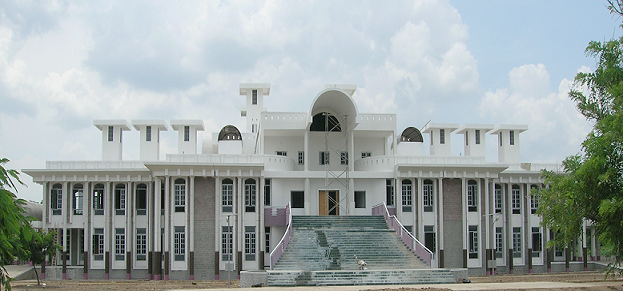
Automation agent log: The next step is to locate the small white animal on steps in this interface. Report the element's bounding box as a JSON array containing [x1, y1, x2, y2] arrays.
[[354, 255, 367, 270]]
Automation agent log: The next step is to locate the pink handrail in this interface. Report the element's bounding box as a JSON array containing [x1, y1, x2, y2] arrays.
[[372, 203, 433, 266], [269, 202, 292, 270]]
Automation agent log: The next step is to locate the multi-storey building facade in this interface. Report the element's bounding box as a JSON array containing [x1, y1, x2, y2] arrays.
[[24, 83, 599, 280]]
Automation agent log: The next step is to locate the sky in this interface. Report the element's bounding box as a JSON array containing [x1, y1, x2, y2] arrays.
[[1, 1, 621, 202]]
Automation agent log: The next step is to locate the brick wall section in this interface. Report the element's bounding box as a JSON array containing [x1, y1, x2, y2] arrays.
[[194, 177, 216, 280], [442, 178, 464, 268]]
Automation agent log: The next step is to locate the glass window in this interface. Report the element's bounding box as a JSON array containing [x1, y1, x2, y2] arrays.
[[276, 151, 287, 156], [298, 151, 304, 165], [265, 227, 271, 254], [465, 132, 469, 146], [467, 180, 478, 212], [495, 184, 502, 213], [115, 228, 125, 261], [423, 179, 434, 212], [512, 184, 521, 214], [439, 129, 445, 144], [244, 226, 256, 261], [424, 226, 436, 253], [73, 184, 83, 215], [245, 179, 256, 212], [354, 191, 366, 208], [340, 152, 348, 165], [252, 89, 258, 105], [174, 226, 185, 261], [469, 225, 478, 258], [401, 179, 412, 212], [319, 151, 329, 165], [174, 178, 185, 212], [475, 129, 481, 144], [510, 130, 515, 145], [222, 226, 233, 261], [222, 179, 233, 212], [93, 184, 104, 215], [184, 126, 190, 142], [291, 191, 304, 208], [146, 126, 152, 142], [51, 184, 62, 215], [532, 227, 542, 257], [530, 185, 539, 214], [430, 131, 434, 145], [136, 228, 147, 261], [386, 179, 394, 206], [264, 178, 271, 206], [495, 227, 503, 259], [499, 132, 503, 147], [108, 126, 114, 142], [93, 228, 104, 261], [115, 184, 126, 215], [136, 183, 147, 215], [513, 227, 522, 258]]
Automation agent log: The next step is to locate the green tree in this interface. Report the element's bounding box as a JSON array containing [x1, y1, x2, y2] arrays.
[[18, 229, 60, 285], [537, 1, 623, 276], [0, 158, 31, 291]]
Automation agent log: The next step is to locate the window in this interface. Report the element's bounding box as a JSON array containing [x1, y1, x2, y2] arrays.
[[423, 179, 434, 212], [146, 126, 152, 142], [430, 131, 434, 145], [93, 228, 104, 261], [136, 183, 147, 215], [115, 184, 126, 215], [222, 226, 233, 261], [495, 227, 503, 259], [79, 229, 85, 266], [532, 227, 542, 257], [386, 179, 394, 206], [252, 89, 258, 105], [465, 132, 469, 146], [361, 152, 371, 158], [510, 130, 515, 145], [161, 183, 165, 215], [115, 228, 125, 260], [499, 132, 503, 147], [298, 151, 304, 165], [512, 184, 521, 214], [245, 179, 256, 212], [494, 184, 502, 214], [51, 183, 62, 215], [136, 228, 147, 261], [424, 225, 436, 253], [222, 179, 233, 212], [469, 225, 478, 259], [467, 180, 478, 212], [475, 129, 481, 144], [404, 225, 413, 234], [244, 226, 256, 261], [174, 226, 185, 261], [340, 152, 348, 165], [354, 191, 366, 208], [184, 126, 190, 142], [161, 228, 165, 261], [252, 123, 257, 133], [319, 151, 329, 165], [108, 126, 114, 142], [530, 185, 539, 214], [73, 184, 83, 215], [291, 191, 304, 208], [439, 129, 445, 144], [93, 184, 104, 215], [265, 227, 271, 254], [264, 179, 271, 206], [174, 178, 186, 212], [401, 179, 412, 212], [513, 227, 522, 258], [276, 151, 287, 156]]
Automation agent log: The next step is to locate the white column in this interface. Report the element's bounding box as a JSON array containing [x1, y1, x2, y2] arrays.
[[417, 177, 423, 240], [154, 178, 161, 254], [189, 176, 195, 256], [304, 178, 311, 215], [304, 131, 309, 172]]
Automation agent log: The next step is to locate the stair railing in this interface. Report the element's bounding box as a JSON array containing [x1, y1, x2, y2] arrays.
[[372, 202, 433, 266], [269, 202, 292, 270]]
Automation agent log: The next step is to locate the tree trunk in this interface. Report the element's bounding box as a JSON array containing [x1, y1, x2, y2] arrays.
[[33, 263, 40, 285]]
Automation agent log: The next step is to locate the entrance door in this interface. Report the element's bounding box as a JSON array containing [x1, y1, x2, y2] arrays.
[[319, 190, 339, 215]]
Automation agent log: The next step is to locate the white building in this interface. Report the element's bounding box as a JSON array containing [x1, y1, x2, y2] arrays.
[[24, 83, 599, 280]]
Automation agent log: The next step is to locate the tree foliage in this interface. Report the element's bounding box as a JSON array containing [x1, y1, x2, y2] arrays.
[[18, 229, 60, 285], [537, 2, 623, 275]]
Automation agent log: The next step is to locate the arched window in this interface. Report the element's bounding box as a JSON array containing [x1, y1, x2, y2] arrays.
[[530, 185, 540, 214], [400, 127, 424, 142], [467, 180, 478, 212], [73, 184, 84, 215], [310, 112, 341, 132], [218, 125, 242, 141], [401, 179, 412, 212], [51, 183, 62, 215], [115, 183, 126, 215], [93, 184, 104, 215], [136, 183, 147, 215], [222, 179, 233, 212], [244, 179, 256, 212], [423, 179, 434, 212], [174, 178, 186, 212]]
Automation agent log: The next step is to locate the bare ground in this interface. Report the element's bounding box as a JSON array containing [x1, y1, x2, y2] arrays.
[[8, 271, 623, 291]]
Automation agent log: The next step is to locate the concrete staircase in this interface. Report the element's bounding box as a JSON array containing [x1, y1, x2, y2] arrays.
[[269, 215, 456, 286]]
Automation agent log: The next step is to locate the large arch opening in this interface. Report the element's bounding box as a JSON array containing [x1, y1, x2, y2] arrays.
[[310, 112, 342, 132]]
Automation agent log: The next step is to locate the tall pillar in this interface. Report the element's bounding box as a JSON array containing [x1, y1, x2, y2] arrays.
[[438, 177, 444, 268], [189, 176, 195, 280], [164, 177, 170, 281]]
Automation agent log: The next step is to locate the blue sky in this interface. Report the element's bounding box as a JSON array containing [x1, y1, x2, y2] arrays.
[[0, 1, 621, 202]]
